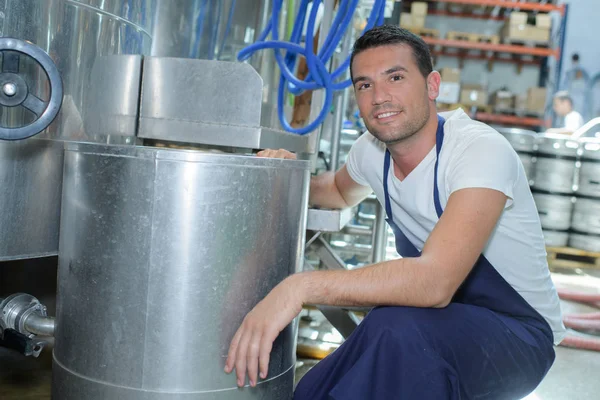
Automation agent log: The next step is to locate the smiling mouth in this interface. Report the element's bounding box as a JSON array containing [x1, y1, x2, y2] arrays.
[[375, 111, 400, 119]]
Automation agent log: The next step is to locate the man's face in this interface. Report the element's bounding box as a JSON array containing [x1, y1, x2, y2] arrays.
[[351, 44, 435, 144], [553, 98, 569, 116]]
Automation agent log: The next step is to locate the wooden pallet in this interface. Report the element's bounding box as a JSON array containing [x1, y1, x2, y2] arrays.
[[407, 27, 440, 38], [447, 31, 500, 45], [502, 37, 550, 48], [547, 246, 600, 270]]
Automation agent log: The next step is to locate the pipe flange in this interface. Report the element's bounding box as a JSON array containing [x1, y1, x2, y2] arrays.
[[0, 293, 47, 338]]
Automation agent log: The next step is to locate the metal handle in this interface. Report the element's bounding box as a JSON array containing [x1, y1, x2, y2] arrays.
[[0, 38, 63, 140]]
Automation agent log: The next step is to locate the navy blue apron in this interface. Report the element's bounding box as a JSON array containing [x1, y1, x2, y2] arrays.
[[294, 115, 555, 400]]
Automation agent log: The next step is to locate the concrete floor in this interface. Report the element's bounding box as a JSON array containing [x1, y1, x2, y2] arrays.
[[1, 270, 599, 399]]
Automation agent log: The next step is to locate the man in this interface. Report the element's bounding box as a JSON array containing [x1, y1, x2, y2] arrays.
[[547, 90, 585, 135], [225, 25, 565, 399]]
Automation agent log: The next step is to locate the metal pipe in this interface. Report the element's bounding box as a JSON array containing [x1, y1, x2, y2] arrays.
[[329, 26, 354, 172], [308, 0, 336, 166], [343, 224, 373, 237], [23, 313, 55, 337], [371, 203, 388, 263]]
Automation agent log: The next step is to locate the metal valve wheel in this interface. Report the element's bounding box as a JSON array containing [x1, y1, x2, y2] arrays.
[[0, 38, 63, 140]]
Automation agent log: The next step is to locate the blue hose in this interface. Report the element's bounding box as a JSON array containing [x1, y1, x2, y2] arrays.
[[238, 0, 386, 135]]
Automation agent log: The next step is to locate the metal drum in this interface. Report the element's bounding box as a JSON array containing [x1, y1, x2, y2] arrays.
[[532, 133, 579, 194], [53, 143, 310, 400], [495, 127, 537, 181], [533, 192, 574, 231], [0, 139, 64, 260], [571, 198, 600, 235], [542, 230, 570, 247], [577, 138, 600, 198], [0, 0, 152, 259], [569, 233, 600, 253]]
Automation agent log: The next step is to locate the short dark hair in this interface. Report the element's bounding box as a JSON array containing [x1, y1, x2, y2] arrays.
[[553, 90, 573, 105], [350, 25, 433, 81]]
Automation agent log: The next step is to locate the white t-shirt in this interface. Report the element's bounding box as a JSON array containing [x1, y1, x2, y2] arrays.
[[564, 110, 585, 132], [346, 108, 566, 345]]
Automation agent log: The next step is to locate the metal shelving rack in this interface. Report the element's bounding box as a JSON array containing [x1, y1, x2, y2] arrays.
[[401, 0, 568, 129]]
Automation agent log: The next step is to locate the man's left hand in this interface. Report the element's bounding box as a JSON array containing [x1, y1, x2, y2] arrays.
[[224, 275, 305, 387]]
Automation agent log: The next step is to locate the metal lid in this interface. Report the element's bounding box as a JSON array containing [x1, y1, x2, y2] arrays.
[[578, 137, 600, 161], [536, 133, 580, 157], [493, 126, 537, 153]]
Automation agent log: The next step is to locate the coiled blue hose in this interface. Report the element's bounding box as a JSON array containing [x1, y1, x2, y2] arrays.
[[238, 0, 386, 135]]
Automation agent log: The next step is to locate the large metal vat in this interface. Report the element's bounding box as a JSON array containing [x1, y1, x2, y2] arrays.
[[495, 127, 537, 182], [532, 134, 579, 194], [577, 138, 600, 198], [53, 143, 310, 399], [0, 0, 151, 260], [533, 192, 574, 231]]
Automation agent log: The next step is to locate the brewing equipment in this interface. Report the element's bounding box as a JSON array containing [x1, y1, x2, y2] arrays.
[[0, 1, 315, 398]]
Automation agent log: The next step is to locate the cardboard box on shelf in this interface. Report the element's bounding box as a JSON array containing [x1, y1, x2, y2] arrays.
[[440, 67, 461, 83], [509, 11, 528, 26], [526, 87, 547, 114], [491, 90, 514, 110], [460, 87, 488, 107], [536, 14, 552, 29], [400, 12, 425, 29], [437, 82, 461, 104], [411, 2, 428, 16], [528, 26, 550, 42]]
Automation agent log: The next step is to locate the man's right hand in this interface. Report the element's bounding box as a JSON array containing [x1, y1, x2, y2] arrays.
[[257, 149, 297, 160]]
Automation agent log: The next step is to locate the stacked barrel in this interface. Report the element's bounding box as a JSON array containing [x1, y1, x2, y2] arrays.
[[497, 126, 600, 251]]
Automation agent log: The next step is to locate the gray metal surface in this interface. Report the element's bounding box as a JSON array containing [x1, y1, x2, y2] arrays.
[[495, 127, 537, 153], [150, 0, 267, 62], [371, 203, 389, 263], [569, 233, 600, 253], [542, 230, 569, 247], [0, 0, 151, 259], [518, 153, 535, 181], [138, 57, 311, 153], [82, 55, 143, 139], [532, 158, 577, 194], [0, 139, 64, 260], [578, 162, 600, 198], [536, 133, 580, 157], [533, 193, 574, 231], [306, 208, 355, 232], [571, 198, 600, 235], [53, 143, 310, 399]]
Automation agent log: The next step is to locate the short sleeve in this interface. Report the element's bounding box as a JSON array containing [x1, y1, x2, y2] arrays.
[[345, 132, 373, 187], [565, 112, 584, 131], [447, 133, 519, 208]]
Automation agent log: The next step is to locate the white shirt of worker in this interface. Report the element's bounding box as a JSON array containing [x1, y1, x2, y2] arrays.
[[564, 110, 585, 132], [346, 108, 566, 345]]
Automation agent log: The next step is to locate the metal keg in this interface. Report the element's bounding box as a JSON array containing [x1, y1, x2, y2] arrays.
[[542, 230, 570, 247], [532, 133, 579, 194], [577, 138, 600, 198], [533, 192, 574, 231], [53, 143, 310, 400], [494, 127, 537, 181], [569, 233, 600, 253], [571, 197, 600, 235]]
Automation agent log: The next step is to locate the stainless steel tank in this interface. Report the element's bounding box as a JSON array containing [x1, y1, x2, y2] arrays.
[[571, 198, 600, 235], [569, 233, 600, 253], [532, 133, 579, 194], [495, 127, 537, 182], [577, 138, 600, 198], [533, 192, 574, 231], [543, 230, 569, 247], [52, 143, 310, 399], [0, 0, 151, 259]]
